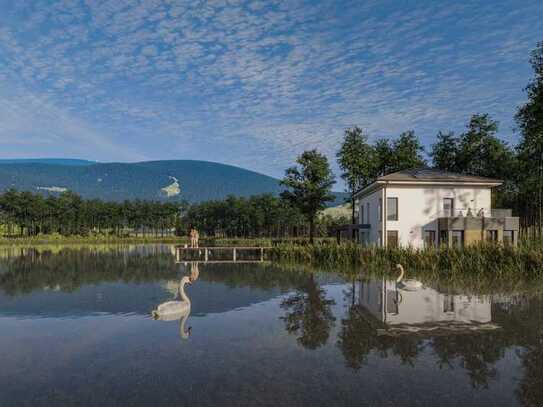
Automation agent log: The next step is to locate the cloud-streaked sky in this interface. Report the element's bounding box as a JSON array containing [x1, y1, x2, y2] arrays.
[[1, 0, 542, 181]]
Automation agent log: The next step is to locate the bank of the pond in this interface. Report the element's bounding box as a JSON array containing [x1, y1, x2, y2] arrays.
[[269, 243, 543, 279], [0, 235, 277, 247]]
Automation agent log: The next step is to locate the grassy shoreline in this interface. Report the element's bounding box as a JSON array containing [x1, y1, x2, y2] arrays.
[[269, 242, 543, 277], [1, 236, 542, 283]]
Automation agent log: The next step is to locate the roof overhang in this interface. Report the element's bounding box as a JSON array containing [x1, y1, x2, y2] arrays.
[[353, 179, 503, 200]]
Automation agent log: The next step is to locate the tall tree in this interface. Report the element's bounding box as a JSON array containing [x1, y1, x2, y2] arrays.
[[337, 126, 374, 223], [457, 114, 513, 179], [391, 130, 426, 171], [372, 138, 395, 177], [516, 41, 543, 237], [431, 131, 460, 172], [280, 150, 335, 243]]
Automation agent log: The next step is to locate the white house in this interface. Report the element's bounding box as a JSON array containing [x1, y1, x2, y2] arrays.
[[353, 168, 519, 248]]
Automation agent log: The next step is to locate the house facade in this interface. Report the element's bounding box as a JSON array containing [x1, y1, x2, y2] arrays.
[[353, 168, 519, 248]]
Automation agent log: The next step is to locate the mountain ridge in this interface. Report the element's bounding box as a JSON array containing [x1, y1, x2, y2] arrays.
[[0, 159, 348, 205]]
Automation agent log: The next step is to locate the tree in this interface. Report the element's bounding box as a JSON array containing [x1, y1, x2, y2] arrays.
[[457, 114, 513, 179], [516, 41, 543, 237], [372, 138, 395, 177], [431, 131, 460, 172], [280, 150, 335, 243], [372, 131, 426, 179], [391, 130, 426, 171], [337, 126, 374, 224]]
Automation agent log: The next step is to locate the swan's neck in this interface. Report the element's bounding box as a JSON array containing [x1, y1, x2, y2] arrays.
[[396, 266, 405, 283], [179, 311, 191, 339], [179, 281, 191, 304]]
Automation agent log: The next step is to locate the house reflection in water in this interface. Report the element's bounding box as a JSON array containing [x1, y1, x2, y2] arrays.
[[357, 279, 497, 334]]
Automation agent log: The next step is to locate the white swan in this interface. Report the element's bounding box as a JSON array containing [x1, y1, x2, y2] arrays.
[[396, 264, 423, 291], [152, 276, 192, 321]]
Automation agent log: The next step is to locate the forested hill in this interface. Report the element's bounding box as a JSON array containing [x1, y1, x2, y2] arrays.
[[0, 160, 347, 204]]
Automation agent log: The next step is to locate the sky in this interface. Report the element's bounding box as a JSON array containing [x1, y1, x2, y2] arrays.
[[0, 0, 542, 183]]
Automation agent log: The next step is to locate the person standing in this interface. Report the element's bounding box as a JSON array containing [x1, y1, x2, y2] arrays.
[[189, 226, 196, 248]]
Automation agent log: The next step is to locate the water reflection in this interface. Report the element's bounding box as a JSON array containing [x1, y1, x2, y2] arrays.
[[152, 263, 200, 340], [1, 246, 543, 406], [280, 273, 336, 349]]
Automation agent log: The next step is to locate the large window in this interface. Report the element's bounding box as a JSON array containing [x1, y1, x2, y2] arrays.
[[443, 198, 454, 217], [387, 230, 399, 248], [378, 198, 382, 221], [387, 197, 398, 221], [503, 230, 515, 246], [451, 230, 464, 248], [486, 230, 498, 242], [424, 230, 436, 248]]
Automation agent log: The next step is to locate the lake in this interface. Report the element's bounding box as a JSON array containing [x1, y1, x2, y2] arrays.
[[0, 245, 541, 406]]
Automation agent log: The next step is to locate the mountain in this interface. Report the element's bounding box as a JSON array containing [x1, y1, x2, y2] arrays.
[[0, 159, 348, 204]]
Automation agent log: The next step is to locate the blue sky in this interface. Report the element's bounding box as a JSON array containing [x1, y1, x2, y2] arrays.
[[0, 0, 542, 182]]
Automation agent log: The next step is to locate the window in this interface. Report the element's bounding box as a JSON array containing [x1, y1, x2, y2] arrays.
[[424, 230, 436, 248], [387, 197, 398, 221], [503, 230, 514, 246], [451, 230, 464, 248], [386, 290, 399, 314], [443, 295, 455, 313], [378, 198, 382, 221], [360, 203, 365, 224], [387, 230, 399, 248], [486, 230, 498, 242], [443, 198, 454, 217], [366, 203, 370, 223]]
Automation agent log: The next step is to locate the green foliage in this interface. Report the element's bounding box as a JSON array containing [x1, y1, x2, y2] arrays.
[[516, 41, 543, 237], [337, 126, 375, 223], [281, 150, 335, 243], [183, 194, 306, 238], [370, 131, 426, 178], [0, 189, 184, 238], [430, 131, 460, 172]]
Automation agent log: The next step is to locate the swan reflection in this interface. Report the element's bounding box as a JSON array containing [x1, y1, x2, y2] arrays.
[[152, 263, 199, 340]]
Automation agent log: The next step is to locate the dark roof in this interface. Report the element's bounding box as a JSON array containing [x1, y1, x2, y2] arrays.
[[377, 168, 502, 184]]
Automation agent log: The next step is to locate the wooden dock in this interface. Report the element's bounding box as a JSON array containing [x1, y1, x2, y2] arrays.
[[174, 246, 272, 263]]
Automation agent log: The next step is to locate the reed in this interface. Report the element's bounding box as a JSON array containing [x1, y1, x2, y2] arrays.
[[269, 241, 543, 281]]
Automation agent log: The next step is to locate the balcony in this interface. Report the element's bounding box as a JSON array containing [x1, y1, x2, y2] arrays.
[[438, 208, 518, 232]]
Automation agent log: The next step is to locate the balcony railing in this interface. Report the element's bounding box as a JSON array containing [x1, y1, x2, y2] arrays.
[[437, 208, 513, 218]]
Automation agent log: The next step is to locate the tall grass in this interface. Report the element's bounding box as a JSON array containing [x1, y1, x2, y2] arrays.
[[269, 242, 543, 282]]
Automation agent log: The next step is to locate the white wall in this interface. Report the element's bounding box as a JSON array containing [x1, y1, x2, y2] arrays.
[[358, 184, 492, 248], [358, 279, 492, 325]]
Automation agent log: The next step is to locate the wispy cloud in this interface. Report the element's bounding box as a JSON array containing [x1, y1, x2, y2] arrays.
[[0, 0, 541, 179]]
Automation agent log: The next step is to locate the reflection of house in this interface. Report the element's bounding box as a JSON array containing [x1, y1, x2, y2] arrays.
[[358, 278, 492, 327], [353, 168, 519, 248]]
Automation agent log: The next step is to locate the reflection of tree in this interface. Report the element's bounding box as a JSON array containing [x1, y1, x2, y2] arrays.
[[517, 339, 543, 407], [338, 304, 380, 369], [338, 304, 423, 369], [431, 333, 505, 388], [281, 274, 336, 349]]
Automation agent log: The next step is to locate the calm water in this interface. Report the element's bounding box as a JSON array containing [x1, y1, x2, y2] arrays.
[[0, 245, 542, 406]]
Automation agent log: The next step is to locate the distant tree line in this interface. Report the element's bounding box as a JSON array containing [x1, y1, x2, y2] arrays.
[[0, 189, 347, 239], [0, 189, 183, 237]]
